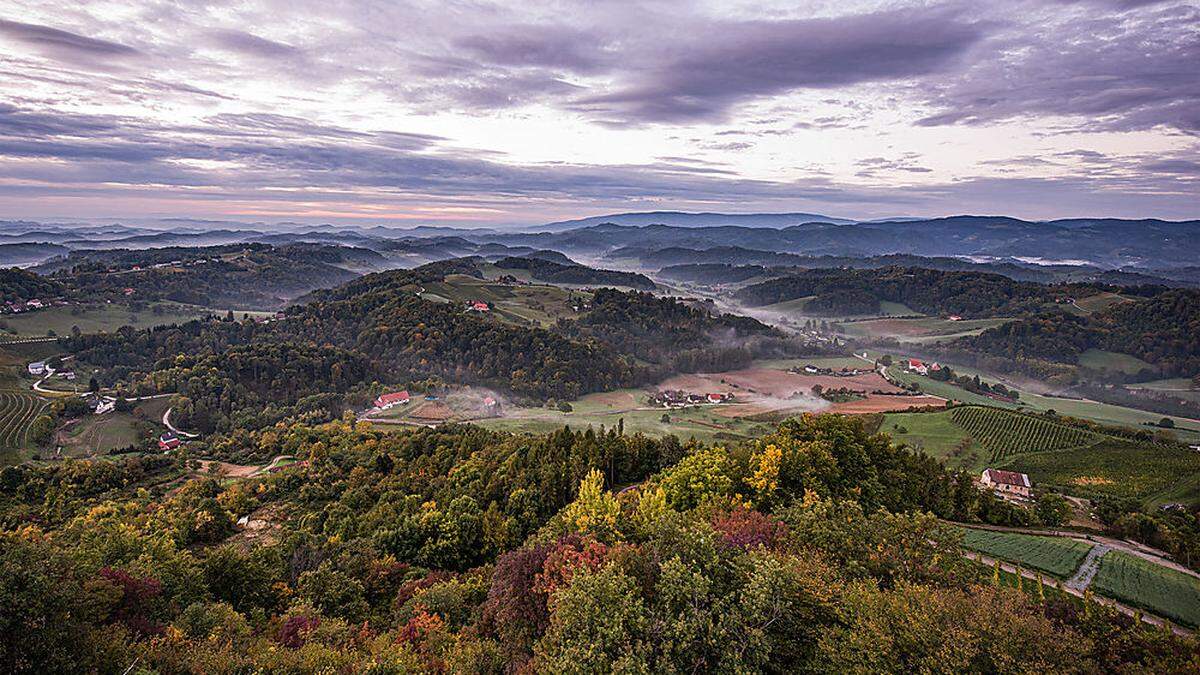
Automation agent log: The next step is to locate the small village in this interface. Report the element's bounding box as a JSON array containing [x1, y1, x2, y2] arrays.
[[648, 390, 734, 408]]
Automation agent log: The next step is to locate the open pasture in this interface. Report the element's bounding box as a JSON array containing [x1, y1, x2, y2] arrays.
[[960, 528, 1091, 579], [1092, 551, 1200, 628]]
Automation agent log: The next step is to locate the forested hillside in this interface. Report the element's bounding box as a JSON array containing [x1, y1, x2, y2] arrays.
[[57, 244, 370, 309], [735, 267, 1064, 317], [494, 256, 656, 290], [4, 415, 1194, 672], [0, 267, 65, 303], [960, 289, 1200, 377], [62, 263, 784, 433]]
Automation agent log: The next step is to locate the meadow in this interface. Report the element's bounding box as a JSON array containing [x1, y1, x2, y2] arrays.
[[879, 410, 982, 471], [1092, 551, 1200, 628], [1077, 348, 1155, 375], [0, 302, 215, 338], [960, 528, 1091, 579], [419, 274, 589, 328]]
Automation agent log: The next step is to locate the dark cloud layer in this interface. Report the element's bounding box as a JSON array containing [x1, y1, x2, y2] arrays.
[[0, 1, 1195, 222]]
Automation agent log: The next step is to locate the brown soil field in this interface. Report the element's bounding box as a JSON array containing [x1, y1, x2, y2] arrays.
[[409, 401, 456, 421], [828, 395, 942, 413], [659, 367, 905, 398], [659, 367, 940, 417]]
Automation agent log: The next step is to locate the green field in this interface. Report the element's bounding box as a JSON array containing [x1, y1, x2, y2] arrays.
[[419, 274, 589, 327], [471, 388, 773, 445], [961, 528, 1091, 579], [839, 317, 1011, 344], [56, 412, 143, 458], [761, 297, 919, 321], [886, 366, 1018, 408], [1071, 292, 1134, 315], [949, 406, 1101, 462], [886, 362, 1200, 444], [881, 410, 982, 470], [1078, 349, 1154, 375], [1006, 441, 1200, 503], [0, 302, 215, 338], [1092, 551, 1200, 628]]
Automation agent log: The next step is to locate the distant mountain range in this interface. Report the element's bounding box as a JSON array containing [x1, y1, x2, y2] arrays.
[[536, 210, 855, 231], [2, 212, 1198, 273]]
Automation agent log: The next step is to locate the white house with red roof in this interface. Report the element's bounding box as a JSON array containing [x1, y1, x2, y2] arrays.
[[467, 300, 490, 312], [158, 431, 181, 451], [374, 391, 411, 410], [980, 468, 1032, 499], [907, 358, 928, 375]]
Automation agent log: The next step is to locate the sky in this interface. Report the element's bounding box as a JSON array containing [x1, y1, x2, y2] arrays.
[[0, 0, 1197, 227]]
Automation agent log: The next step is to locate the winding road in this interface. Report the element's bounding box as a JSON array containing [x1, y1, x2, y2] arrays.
[[162, 407, 199, 439]]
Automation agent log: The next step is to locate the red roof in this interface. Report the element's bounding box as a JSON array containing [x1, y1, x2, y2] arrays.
[[908, 358, 924, 368], [471, 301, 489, 311], [375, 391, 410, 406], [707, 393, 725, 402], [483, 396, 496, 406], [984, 468, 1030, 488]]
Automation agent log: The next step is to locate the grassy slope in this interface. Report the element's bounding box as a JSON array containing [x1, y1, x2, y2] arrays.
[[0, 302, 214, 338], [1078, 349, 1154, 375], [881, 410, 983, 471], [1093, 551, 1200, 628], [887, 364, 1200, 444], [961, 528, 1091, 579]]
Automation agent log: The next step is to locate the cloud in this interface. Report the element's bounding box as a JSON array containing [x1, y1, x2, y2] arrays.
[[0, 18, 139, 68], [568, 7, 984, 124], [915, 0, 1200, 132]]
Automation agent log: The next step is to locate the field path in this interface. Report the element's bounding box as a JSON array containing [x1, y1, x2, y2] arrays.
[[964, 550, 1191, 637], [959, 522, 1200, 581], [1066, 544, 1111, 591]]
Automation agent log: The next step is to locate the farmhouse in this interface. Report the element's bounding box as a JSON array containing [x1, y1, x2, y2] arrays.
[[980, 468, 1032, 499], [95, 399, 116, 415], [947, 315, 963, 321], [374, 391, 411, 410], [27, 361, 47, 376], [907, 358, 928, 376], [158, 432, 181, 451], [467, 300, 490, 312]]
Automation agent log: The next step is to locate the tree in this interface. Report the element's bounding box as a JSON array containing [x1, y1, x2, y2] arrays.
[[88, 377, 99, 393], [1035, 493, 1072, 527], [557, 401, 573, 413], [1159, 417, 1175, 428]]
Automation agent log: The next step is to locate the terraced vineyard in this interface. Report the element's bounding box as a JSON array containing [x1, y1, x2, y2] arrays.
[[960, 528, 1091, 579], [949, 405, 1101, 462], [0, 390, 46, 450], [1092, 551, 1200, 628]]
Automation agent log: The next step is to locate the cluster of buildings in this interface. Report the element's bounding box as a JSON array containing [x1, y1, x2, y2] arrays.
[[905, 358, 943, 376], [795, 364, 872, 377], [649, 390, 734, 408], [4, 297, 68, 314]]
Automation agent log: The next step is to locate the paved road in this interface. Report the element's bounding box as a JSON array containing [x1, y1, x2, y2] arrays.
[[162, 407, 199, 438]]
